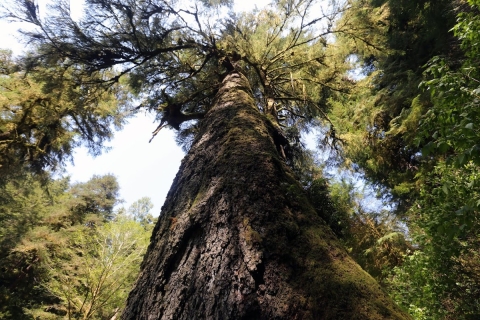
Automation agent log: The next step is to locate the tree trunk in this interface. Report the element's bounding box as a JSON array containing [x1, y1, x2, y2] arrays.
[[122, 72, 410, 320]]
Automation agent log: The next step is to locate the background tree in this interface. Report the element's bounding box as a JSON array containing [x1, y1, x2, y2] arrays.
[[387, 1, 480, 317], [42, 216, 150, 320], [329, 0, 480, 318], [0, 173, 152, 319], [0, 49, 131, 181], [69, 174, 122, 221], [329, 0, 459, 208], [0, 174, 65, 319], [127, 196, 155, 227]]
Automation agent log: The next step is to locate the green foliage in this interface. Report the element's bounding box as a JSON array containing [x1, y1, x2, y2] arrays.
[[387, 3, 480, 317], [389, 161, 480, 319], [0, 50, 131, 180], [0, 175, 67, 319], [390, 243, 480, 320], [387, 251, 436, 320], [128, 196, 156, 227], [418, 1, 480, 168], [0, 174, 151, 319], [334, 1, 480, 317], [39, 217, 150, 320], [330, 0, 459, 207], [69, 174, 122, 221], [416, 163, 479, 249]]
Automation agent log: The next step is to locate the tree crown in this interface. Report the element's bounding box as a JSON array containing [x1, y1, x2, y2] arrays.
[[2, 0, 355, 153]]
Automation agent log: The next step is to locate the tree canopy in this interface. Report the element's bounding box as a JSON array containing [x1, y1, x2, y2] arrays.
[[1, 0, 357, 156]]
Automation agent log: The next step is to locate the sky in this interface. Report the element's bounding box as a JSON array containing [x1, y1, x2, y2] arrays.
[[0, 0, 272, 215]]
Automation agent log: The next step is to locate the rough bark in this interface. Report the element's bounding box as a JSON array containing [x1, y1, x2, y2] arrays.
[[122, 72, 410, 320]]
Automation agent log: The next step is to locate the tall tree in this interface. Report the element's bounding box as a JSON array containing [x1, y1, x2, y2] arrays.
[[2, 0, 410, 318], [0, 174, 64, 319], [69, 173, 122, 221], [124, 71, 407, 319]]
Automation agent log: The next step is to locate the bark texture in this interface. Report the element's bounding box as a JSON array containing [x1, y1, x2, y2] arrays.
[[122, 72, 410, 319]]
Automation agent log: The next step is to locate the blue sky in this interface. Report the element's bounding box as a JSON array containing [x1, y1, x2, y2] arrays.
[[64, 116, 185, 216]]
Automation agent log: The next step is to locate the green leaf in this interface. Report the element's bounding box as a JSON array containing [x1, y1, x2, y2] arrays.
[[467, 180, 475, 188], [442, 184, 449, 195], [437, 141, 450, 153], [437, 224, 444, 234], [422, 141, 435, 155]]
